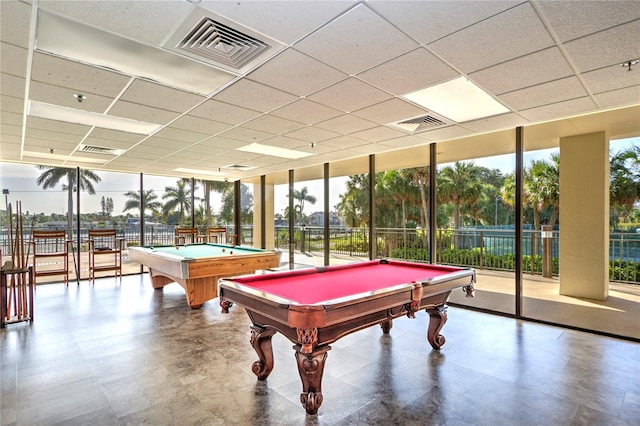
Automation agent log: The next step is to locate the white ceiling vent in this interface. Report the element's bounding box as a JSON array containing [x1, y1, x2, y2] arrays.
[[389, 114, 450, 133], [78, 144, 124, 156], [223, 164, 255, 171], [165, 8, 285, 75]]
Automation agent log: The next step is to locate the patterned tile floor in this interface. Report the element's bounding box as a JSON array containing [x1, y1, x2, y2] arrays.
[[1, 272, 639, 425]]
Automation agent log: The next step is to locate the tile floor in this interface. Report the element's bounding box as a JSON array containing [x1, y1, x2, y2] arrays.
[[1, 274, 639, 425]]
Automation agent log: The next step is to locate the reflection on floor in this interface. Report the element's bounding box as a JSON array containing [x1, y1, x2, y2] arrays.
[[1, 274, 639, 425]]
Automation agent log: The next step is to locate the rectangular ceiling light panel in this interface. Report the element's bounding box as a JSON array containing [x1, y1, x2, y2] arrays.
[[237, 143, 312, 159], [36, 10, 236, 95], [28, 101, 162, 134], [403, 77, 510, 123]]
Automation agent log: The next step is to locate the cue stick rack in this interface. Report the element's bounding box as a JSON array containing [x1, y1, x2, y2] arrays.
[[1, 200, 34, 328]]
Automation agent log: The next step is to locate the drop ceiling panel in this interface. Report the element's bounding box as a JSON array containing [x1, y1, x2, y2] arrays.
[[0, 94, 24, 114], [108, 100, 179, 125], [26, 116, 90, 135], [0, 1, 32, 48], [219, 126, 276, 143], [316, 114, 377, 135], [429, 2, 554, 73], [89, 128, 146, 144], [120, 80, 206, 113], [0, 123, 21, 138], [499, 76, 588, 111], [189, 100, 260, 125], [357, 48, 459, 95], [31, 53, 131, 98], [420, 125, 474, 142], [199, 0, 353, 45], [469, 47, 575, 96], [294, 4, 418, 75], [462, 113, 528, 134], [536, 1, 640, 42], [309, 78, 392, 113], [170, 115, 232, 135], [1, 43, 27, 77], [593, 86, 640, 109], [284, 126, 341, 143], [369, 0, 520, 45], [39, 0, 194, 46], [520, 97, 597, 122], [582, 66, 640, 94], [153, 127, 210, 144], [350, 126, 407, 143], [259, 136, 308, 150], [0, 111, 22, 127], [270, 99, 342, 125], [378, 135, 433, 150], [243, 115, 306, 135], [352, 98, 428, 125], [563, 21, 640, 72], [29, 81, 114, 113], [0, 74, 26, 98], [198, 137, 251, 151], [320, 135, 371, 149], [247, 49, 347, 96], [213, 79, 298, 113]]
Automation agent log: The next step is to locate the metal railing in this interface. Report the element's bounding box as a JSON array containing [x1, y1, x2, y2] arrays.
[[2, 225, 638, 284]]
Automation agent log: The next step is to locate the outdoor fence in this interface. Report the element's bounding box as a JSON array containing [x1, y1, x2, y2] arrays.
[[1, 225, 638, 284]]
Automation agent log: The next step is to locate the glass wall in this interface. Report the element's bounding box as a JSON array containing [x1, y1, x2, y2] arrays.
[[292, 169, 324, 265], [239, 181, 254, 246], [436, 137, 516, 315]]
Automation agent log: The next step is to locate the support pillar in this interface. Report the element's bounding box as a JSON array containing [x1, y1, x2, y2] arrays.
[[559, 132, 609, 300], [253, 182, 275, 249]]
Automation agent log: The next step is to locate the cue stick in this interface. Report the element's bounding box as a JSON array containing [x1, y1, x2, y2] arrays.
[[22, 216, 34, 318], [7, 203, 15, 320]]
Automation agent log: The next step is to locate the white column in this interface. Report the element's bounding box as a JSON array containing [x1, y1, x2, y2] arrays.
[[253, 182, 276, 249], [559, 132, 609, 300]]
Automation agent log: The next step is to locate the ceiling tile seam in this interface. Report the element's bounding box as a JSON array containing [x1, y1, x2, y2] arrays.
[[101, 81, 241, 168], [20, 0, 38, 162], [67, 77, 138, 163], [288, 2, 363, 48], [422, 1, 530, 46], [529, 0, 601, 108]]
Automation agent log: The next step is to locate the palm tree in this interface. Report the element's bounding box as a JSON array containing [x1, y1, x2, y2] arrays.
[[35, 166, 101, 233], [610, 146, 640, 228], [526, 153, 560, 230], [123, 189, 162, 219], [162, 179, 194, 225], [289, 186, 317, 224], [197, 179, 232, 226], [337, 174, 370, 227], [438, 162, 483, 230]]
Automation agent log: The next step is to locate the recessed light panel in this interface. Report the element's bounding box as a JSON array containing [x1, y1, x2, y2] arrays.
[[28, 101, 162, 134], [237, 143, 312, 159], [403, 77, 509, 123]]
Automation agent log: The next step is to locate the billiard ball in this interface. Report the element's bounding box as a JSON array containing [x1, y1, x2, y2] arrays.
[[230, 250, 233, 254], [222, 248, 226, 252]]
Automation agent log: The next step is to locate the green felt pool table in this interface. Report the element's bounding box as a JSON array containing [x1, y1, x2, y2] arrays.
[[129, 243, 281, 308]]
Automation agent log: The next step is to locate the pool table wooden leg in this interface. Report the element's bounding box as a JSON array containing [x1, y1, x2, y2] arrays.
[[294, 345, 330, 415], [425, 305, 448, 349], [250, 325, 276, 380]]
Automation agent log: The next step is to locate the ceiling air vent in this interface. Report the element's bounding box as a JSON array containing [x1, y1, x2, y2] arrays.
[[165, 9, 285, 75], [177, 17, 269, 71], [223, 164, 255, 171], [389, 113, 449, 133], [78, 144, 123, 156]]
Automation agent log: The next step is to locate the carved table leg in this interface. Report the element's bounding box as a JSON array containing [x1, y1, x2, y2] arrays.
[[425, 305, 448, 349], [250, 325, 276, 379], [380, 319, 393, 333], [220, 299, 233, 313], [294, 344, 330, 415]]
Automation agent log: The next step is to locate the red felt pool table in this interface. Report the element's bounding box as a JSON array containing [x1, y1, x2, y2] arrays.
[[218, 259, 475, 415]]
